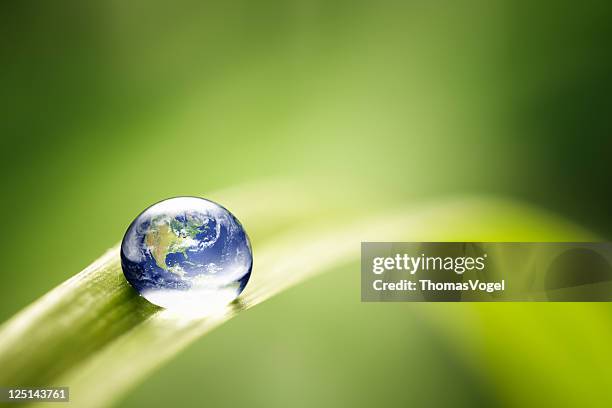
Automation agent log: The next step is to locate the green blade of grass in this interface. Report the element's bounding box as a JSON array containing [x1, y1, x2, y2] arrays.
[[0, 191, 594, 408]]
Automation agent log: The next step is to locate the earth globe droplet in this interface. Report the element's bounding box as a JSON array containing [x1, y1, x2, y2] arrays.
[[121, 197, 252, 314]]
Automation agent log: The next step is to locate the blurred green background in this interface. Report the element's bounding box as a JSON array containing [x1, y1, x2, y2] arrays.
[[1, 1, 612, 407]]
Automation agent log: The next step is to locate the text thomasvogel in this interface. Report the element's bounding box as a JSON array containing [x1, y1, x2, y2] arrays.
[[371, 253, 505, 293]]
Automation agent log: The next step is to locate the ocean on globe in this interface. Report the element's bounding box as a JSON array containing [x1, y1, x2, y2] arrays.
[[121, 197, 252, 313]]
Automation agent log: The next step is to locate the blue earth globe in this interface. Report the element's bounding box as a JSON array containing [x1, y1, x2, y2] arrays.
[[121, 197, 252, 312]]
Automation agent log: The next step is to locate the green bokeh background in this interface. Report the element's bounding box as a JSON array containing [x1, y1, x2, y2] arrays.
[[1, 1, 611, 407]]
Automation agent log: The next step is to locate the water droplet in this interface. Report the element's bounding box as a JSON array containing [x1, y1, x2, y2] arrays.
[[121, 197, 253, 314]]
